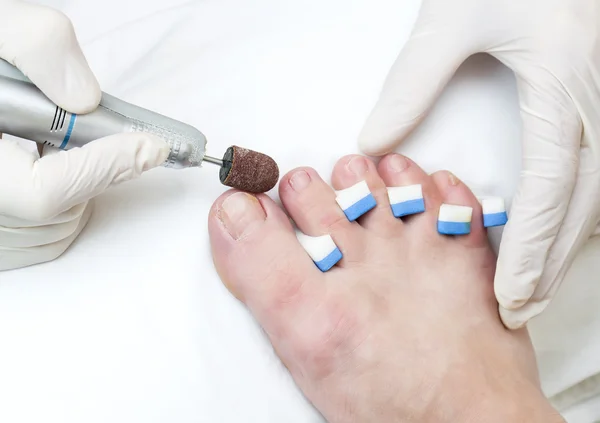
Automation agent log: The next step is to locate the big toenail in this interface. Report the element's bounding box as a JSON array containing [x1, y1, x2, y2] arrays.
[[447, 171, 460, 186], [219, 192, 266, 240], [389, 155, 409, 172], [347, 156, 368, 177], [290, 170, 311, 192]]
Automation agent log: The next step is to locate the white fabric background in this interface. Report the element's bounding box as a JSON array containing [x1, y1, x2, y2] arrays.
[[0, 1, 599, 422]]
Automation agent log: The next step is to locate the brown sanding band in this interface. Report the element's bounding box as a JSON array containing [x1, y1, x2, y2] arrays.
[[220, 146, 279, 193]]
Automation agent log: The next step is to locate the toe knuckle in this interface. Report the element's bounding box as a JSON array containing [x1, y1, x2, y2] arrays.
[[266, 268, 306, 309], [293, 297, 366, 380], [321, 210, 349, 232]]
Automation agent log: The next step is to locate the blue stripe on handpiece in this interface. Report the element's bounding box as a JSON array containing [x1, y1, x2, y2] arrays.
[[60, 114, 77, 149]]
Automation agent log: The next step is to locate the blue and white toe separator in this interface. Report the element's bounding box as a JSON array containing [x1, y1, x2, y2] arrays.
[[387, 185, 425, 218], [481, 197, 508, 228], [335, 181, 376, 221], [438, 204, 473, 235], [296, 230, 342, 272]]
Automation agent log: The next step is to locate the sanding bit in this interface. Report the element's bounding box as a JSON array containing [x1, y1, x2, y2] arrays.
[[204, 146, 279, 193], [0, 58, 279, 193]]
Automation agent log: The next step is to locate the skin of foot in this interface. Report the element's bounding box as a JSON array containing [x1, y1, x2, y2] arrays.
[[208, 154, 565, 423]]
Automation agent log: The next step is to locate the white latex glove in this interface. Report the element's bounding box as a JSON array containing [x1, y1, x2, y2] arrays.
[[358, 0, 600, 329], [0, 0, 170, 271]]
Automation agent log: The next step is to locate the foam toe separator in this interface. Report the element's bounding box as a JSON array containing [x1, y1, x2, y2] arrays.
[[387, 185, 425, 218], [481, 197, 508, 228], [296, 231, 342, 272], [335, 181, 376, 221], [438, 204, 473, 235]]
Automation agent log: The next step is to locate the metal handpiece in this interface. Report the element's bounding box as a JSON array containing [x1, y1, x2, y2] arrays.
[[0, 59, 207, 169]]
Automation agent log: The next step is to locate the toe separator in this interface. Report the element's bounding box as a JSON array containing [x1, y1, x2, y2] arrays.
[[335, 181, 376, 221], [438, 204, 473, 235], [481, 197, 508, 228], [296, 230, 342, 272], [387, 185, 425, 218]]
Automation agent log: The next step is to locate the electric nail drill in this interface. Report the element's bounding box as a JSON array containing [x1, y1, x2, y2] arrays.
[[0, 59, 279, 193]]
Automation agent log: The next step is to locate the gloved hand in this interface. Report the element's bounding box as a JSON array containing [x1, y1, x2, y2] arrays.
[[0, 0, 169, 270], [358, 0, 600, 329]]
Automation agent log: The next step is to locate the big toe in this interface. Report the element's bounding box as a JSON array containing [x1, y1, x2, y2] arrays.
[[208, 191, 325, 340]]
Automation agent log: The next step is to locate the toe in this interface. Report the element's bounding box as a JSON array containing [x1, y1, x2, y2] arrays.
[[432, 171, 487, 247], [279, 168, 361, 260], [331, 155, 396, 233], [209, 190, 325, 339], [377, 154, 442, 233]]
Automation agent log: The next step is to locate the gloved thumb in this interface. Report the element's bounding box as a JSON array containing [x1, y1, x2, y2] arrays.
[[0, 0, 101, 114], [0, 133, 170, 222], [358, 19, 473, 156]]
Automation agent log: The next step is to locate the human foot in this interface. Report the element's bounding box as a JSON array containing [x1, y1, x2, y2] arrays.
[[208, 154, 563, 423]]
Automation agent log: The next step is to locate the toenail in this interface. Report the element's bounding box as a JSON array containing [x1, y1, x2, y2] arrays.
[[347, 156, 369, 177], [290, 170, 311, 192], [447, 171, 460, 186], [389, 155, 409, 173], [219, 192, 266, 240]]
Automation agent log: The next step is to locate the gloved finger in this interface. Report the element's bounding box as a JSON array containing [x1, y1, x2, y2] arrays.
[[0, 202, 92, 271], [499, 147, 600, 328], [0, 131, 44, 158], [0, 133, 169, 222], [0, 202, 87, 248], [39, 144, 60, 158], [494, 75, 583, 329], [357, 14, 474, 156], [0, 0, 100, 113]]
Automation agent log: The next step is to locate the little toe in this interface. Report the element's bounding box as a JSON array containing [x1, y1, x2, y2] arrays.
[[330, 155, 396, 233], [432, 171, 487, 248], [279, 167, 361, 258], [209, 191, 325, 339], [377, 154, 442, 233]]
